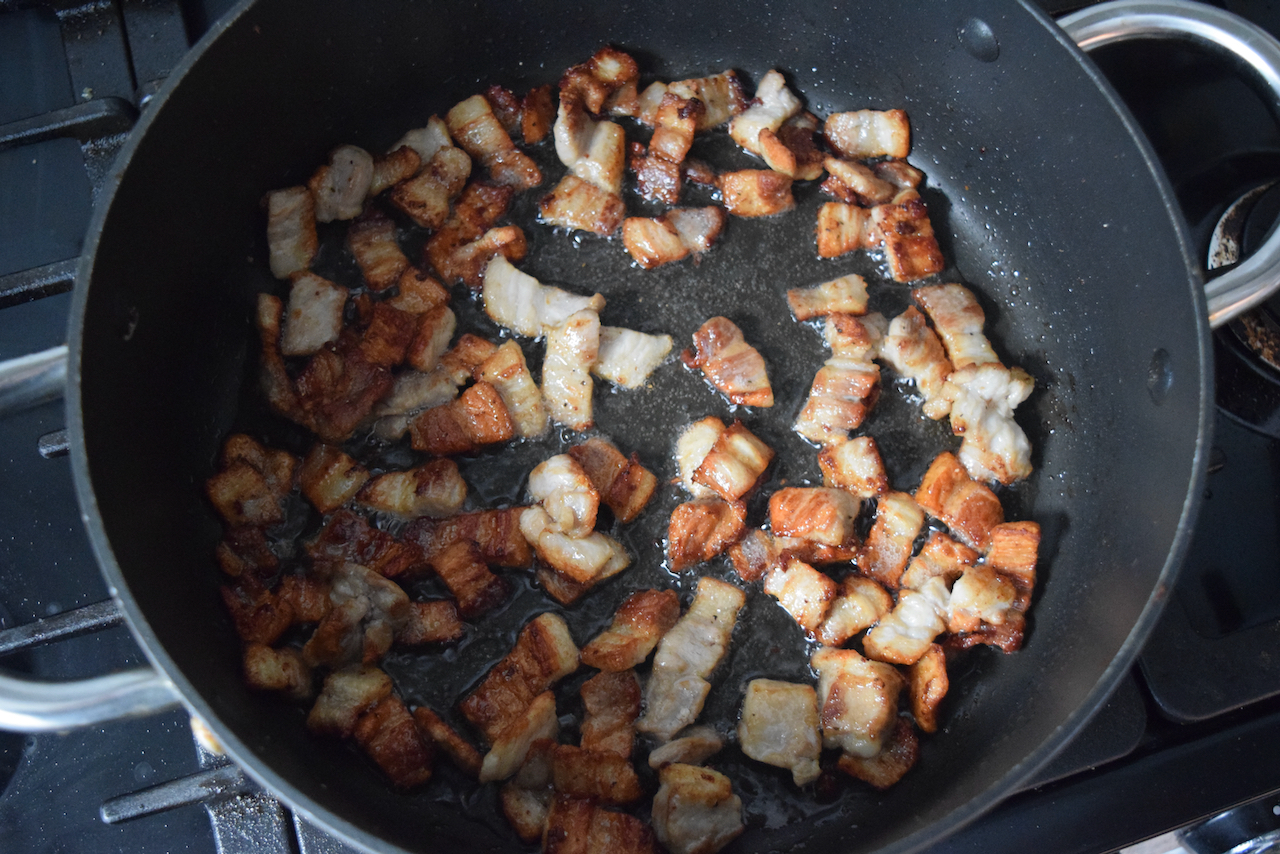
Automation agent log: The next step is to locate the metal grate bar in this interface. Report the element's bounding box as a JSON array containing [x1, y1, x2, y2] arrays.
[[0, 598, 123, 656]]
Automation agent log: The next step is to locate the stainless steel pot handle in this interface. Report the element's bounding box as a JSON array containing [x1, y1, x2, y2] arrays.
[[0, 670, 180, 732], [1060, 0, 1280, 328], [0, 344, 68, 417]]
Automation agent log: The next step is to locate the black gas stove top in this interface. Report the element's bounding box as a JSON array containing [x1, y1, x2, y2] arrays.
[[2, 2, 1279, 853]]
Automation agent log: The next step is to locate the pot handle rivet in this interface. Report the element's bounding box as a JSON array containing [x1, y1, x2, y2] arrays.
[[958, 17, 1000, 63]]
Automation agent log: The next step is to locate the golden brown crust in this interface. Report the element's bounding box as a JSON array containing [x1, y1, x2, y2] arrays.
[[914, 452, 1004, 551], [428, 540, 509, 619], [667, 499, 747, 573]]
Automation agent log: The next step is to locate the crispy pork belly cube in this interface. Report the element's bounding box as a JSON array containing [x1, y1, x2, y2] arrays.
[[550, 743, 643, 804], [294, 338, 395, 444], [479, 690, 559, 783], [388, 145, 471, 229], [948, 564, 1018, 634], [907, 643, 948, 734], [649, 93, 703, 161], [593, 326, 673, 389], [762, 558, 838, 636], [408, 381, 516, 455], [638, 578, 746, 741], [759, 112, 825, 180], [682, 316, 774, 407], [857, 492, 925, 588], [243, 644, 312, 700], [308, 145, 374, 222], [819, 436, 888, 499], [915, 451, 1004, 550], [899, 531, 979, 590], [402, 507, 532, 568], [500, 740, 554, 842], [520, 506, 630, 584], [545, 795, 661, 854], [306, 665, 393, 738], [539, 174, 627, 236], [544, 309, 600, 430], [303, 563, 411, 667], [623, 216, 690, 269], [986, 520, 1040, 602], [913, 283, 999, 370], [769, 487, 859, 547], [816, 202, 877, 259], [356, 459, 466, 519], [719, 169, 794, 217], [875, 158, 925, 189], [794, 313, 885, 445], [667, 206, 727, 253], [528, 454, 599, 537], [436, 225, 528, 290], [728, 69, 802, 156], [632, 143, 683, 204], [787, 274, 869, 321], [811, 647, 905, 757], [306, 509, 420, 579], [265, 186, 318, 279], [298, 444, 369, 514], [276, 574, 330, 624], [370, 368, 458, 441], [606, 80, 640, 116], [461, 613, 581, 742], [872, 189, 945, 282], [569, 437, 658, 524], [555, 92, 628, 192], [393, 115, 452, 164], [652, 764, 744, 854], [403, 304, 456, 373], [396, 600, 464, 645], [485, 85, 522, 136], [438, 333, 501, 385], [692, 420, 774, 502], [477, 340, 547, 438], [560, 46, 641, 114], [482, 255, 606, 338], [281, 272, 346, 356], [426, 181, 515, 273], [821, 157, 896, 206], [428, 540, 509, 619], [836, 717, 920, 789], [726, 527, 783, 583], [817, 575, 894, 647], [389, 268, 449, 314], [522, 84, 556, 144], [352, 695, 435, 788], [668, 70, 748, 129], [221, 577, 293, 645], [824, 108, 911, 159], [580, 669, 641, 758], [676, 416, 727, 499], [863, 577, 951, 665], [206, 434, 296, 527], [667, 499, 747, 573], [647, 726, 724, 769], [369, 145, 421, 197], [946, 363, 1036, 485], [356, 302, 417, 368], [738, 679, 821, 786], [535, 566, 594, 606], [581, 588, 681, 672], [215, 525, 278, 579], [881, 305, 955, 420], [412, 706, 483, 778], [447, 94, 541, 190]]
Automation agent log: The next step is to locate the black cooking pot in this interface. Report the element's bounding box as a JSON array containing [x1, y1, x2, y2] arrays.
[[6, 0, 1280, 852]]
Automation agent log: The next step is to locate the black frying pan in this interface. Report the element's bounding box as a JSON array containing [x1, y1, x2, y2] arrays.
[[61, 0, 1221, 851]]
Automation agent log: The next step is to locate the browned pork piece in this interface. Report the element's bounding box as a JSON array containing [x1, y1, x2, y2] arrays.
[[728, 69, 802, 158], [560, 46, 641, 115], [354, 302, 417, 368], [675, 417, 726, 499], [898, 531, 979, 591], [219, 575, 295, 645], [437, 332, 500, 384], [947, 522, 1040, 653], [412, 706, 483, 778], [369, 368, 459, 442], [568, 437, 658, 524], [345, 211, 408, 292], [824, 108, 911, 159], [762, 558, 838, 636], [857, 491, 926, 588], [477, 340, 547, 438], [539, 174, 628, 236], [580, 589, 681, 672], [388, 145, 472, 230], [392, 116, 453, 165], [913, 283, 999, 369], [948, 564, 1018, 635], [352, 694, 436, 788], [284, 327, 394, 443], [875, 158, 925, 189], [879, 305, 954, 420], [787, 273, 869, 320], [580, 669, 642, 758], [461, 613, 579, 742], [647, 726, 724, 769], [499, 739, 555, 842], [306, 509, 420, 579], [769, 487, 859, 547], [519, 476, 630, 580], [637, 577, 746, 741], [815, 201, 878, 259], [281, 272, 347, 356], [682, 316, 773, 407], [592, 326, 674, 389], [757, 112, 825, 180], [242, 644, 312, 699], [369, 145, 421, 197], [793, 313, 886, 445], [522, 506, 631, 593], [818, 435, 889, 499], [309, 145, 374, 222], [666, 499, 747, 573], [944, 361, 1036, 484], [482, 256, 607, 338], [872, 189, 945, 282], [811, 647, 906, 760], [426, 182, 527, 288], [265, 186, 318, 279], [389, 267, 448, 313], [302, 563, 411, 667], [555, 94, 628, 194], [543, 309, 600, 430], [651, 763, 744, 854], [485, 85, 523, 136], [862, 533, 975, 665], [907, 644, 948, 734], [402, 507, 532, 569], [407, 381, 516, 455], [667, 69, 748, 129], [277, 574, 332, 624], [479, 690, 559, 783], [633, 92, 704, 203], [428, 540, 509, 619], [987, 520, 1041, 605], [548, 742, 643, 804], [817, 575, 894, 647], [446, 94, 541, 190], [914, 451, 1004, 551], [205, 434, 297, 529], [521, 84, 556, 144], [307, 664, 392, 738], [215, 526, 278, 579], [527, 454, 599, 537], [622, 206, 728, 270], [692, 420, 774, 503], [395, 600, 465, 646], [298, 444, 368, 514], [356, 459, 467, 519], [821, 156, 897, 206], [546, 795, 661, 854], [836, 717, 920, 789], [737, 678, 822, 786], [719, 169, 794, 217], [726, 527, 860, 584]]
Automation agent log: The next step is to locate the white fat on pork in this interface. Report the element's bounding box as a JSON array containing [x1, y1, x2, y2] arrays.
[[302, 563, 409, 669], [371, 369, 459, 441], [309, 145, 374, 222], [879, 305, 954, 420], [651, 763, 744, 854], [728, 70, 802, 157], [675, 417, 727, 499], [555, 97, 627, 195], [811, 647, 905, 758], [527, 454, 599, 538], [862, 576, 952, 665], [793, 313, 885, 445], [818, 435, 889, 499], [519, 506, 630, 585], [667, 70, 748, 130], [281, 272, 347, 356], [913, 283, 999, 370], [265, 187, 318, 279], [478, 340, 548, 438], [393, 116, 453, 164], [482, 256, 605, 338], [945, 363, 1035, 485], [948, 564, 1018, 634], [637, 577, 746, 741], [647, 726, 724, 769], [737, 679, 821, 786], [542, 309, 600, 431], [479, 691, 559, 783], [593, 327, 673, 389], [824, 109, 910, 159]]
